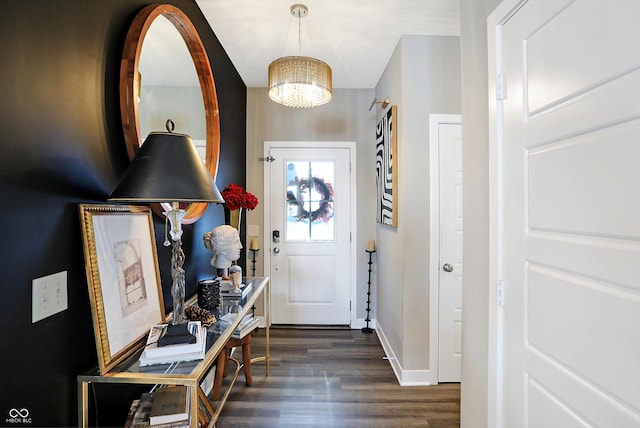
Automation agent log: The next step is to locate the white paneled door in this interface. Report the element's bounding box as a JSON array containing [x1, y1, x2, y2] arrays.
[[430, 115, 463, 383], [264, 142, 354, 325], [491, 0, 640, 426]]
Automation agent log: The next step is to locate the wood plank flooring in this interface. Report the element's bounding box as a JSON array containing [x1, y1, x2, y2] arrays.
[[211, 328, 460, 427]]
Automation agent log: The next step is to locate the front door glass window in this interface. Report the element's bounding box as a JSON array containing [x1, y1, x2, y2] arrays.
[[285, 160, 335, 241]]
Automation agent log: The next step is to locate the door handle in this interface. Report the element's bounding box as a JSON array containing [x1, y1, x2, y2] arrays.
[[273, 247, 280, 254], [442, 263, 453, 272]]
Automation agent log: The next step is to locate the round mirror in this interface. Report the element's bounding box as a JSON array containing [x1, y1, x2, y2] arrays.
[[120, 4, 220, 223]]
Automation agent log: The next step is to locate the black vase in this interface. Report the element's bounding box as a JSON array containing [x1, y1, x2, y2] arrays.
[[197, 278, 221, 312]]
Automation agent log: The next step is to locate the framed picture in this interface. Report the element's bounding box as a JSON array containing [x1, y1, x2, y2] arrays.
[[79, 204, 165, 374], [376, 105, 398, 227]]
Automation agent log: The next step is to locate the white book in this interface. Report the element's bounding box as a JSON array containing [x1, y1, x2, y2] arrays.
[[220, 282, 252, 298], [138, 350, 205, 367], [218, 313, 253, 328], [221, 312, 253, 323], [141, 321, 205, 360], [231, 316, 260, 339], [237, 314, 257, 329]]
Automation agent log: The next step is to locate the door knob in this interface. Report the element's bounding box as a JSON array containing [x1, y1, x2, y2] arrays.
[[442, 263, 453, 272], [273, 247, 280, 254]]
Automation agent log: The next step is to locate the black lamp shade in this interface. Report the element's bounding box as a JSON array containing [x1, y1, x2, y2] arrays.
[[109, 132, 224, 203]]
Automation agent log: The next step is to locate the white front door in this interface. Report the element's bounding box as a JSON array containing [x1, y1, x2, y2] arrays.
[[430, 115, 463, 383], [264, 142, 354, 325], [491, 1, 640, 426]]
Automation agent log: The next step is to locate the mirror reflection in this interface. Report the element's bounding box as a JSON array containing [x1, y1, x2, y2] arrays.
[[138, 15, 207, 160], [120, 4, 221, 224]]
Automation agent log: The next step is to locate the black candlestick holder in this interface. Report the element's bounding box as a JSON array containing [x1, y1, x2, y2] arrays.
[[249, 248, 259, 277], [249, 248, 259, 316], [362, 249, 376, 333]]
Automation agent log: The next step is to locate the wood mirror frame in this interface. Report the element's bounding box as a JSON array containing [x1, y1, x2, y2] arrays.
[[120, 4, 220, 224]]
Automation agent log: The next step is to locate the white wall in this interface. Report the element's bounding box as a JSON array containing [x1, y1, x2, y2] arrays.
[[374, 35, 461, 381], [459, 0, 502, 426], [245, 87, 378, 323]]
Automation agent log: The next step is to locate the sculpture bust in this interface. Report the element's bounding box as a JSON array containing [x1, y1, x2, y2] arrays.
[[203, 225, 242, 269]]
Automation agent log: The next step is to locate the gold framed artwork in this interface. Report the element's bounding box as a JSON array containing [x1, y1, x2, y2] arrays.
[[376, 105, 398, 227], [79, 204, 165, 374]]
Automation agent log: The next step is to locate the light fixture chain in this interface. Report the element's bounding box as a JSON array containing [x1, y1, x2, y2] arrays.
[[297, 11, 302, 56], [279, 14, 295, 57], [303, 14, 315, 52]]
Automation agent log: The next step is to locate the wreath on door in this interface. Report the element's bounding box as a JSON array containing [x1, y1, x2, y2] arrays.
[[287, 177, 334, 223]]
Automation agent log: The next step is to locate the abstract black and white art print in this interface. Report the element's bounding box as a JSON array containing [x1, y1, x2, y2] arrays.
[[375, 105, 398, 227]]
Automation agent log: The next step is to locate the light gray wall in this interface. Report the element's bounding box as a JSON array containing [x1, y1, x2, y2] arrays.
[[245, 87, 378, 321], [459, 0, 502, 426], [375, 35, 461, 372], [139, 85, 205, 139]]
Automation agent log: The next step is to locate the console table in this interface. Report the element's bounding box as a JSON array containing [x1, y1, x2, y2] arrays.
[[77, 277, 270, 428]]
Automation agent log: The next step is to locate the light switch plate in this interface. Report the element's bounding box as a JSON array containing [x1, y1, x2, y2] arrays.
[[32, 271, 68, 323], [248, 225, 259, 237]]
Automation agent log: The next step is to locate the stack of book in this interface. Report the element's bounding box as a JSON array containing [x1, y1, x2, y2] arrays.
[[232, 315, 260, 339], [139, 321, 206, 367], [148, 386, 189, 427], [220, 281, 252, 299], [125, 386, 189, 428], [218, 313, 260, 339], [219, 281, 253, 314]]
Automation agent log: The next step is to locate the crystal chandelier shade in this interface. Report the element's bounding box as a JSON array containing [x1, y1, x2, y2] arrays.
[[268, 56, 332, 108], [268, 4, 332, 108]]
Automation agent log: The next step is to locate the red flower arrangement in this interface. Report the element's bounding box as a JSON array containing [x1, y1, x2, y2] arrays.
[[221, 183, 259, 211]]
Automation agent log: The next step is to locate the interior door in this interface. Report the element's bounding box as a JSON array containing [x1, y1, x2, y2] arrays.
[[493, 0, 640, 426], [432, 116, 463, 383], [265, 143, 353, 325]]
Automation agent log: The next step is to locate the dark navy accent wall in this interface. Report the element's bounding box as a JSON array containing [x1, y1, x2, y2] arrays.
[[0, 1, 246, 426]]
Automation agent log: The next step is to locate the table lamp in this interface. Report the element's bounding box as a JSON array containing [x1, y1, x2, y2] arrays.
[[109, 131, 224, 324]]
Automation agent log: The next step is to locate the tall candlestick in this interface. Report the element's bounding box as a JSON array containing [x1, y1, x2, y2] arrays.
[[362, 247, 375, 333]]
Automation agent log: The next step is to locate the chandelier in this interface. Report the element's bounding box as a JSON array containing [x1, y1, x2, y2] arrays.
[[268, 4, 332, 108]]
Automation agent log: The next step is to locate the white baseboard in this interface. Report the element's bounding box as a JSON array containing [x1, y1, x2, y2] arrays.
[[261, 317, 374, 330], [376, 322, 437, 386]]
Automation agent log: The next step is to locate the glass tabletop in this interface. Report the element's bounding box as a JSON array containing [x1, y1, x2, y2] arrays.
[[79, 277, 267, 381]]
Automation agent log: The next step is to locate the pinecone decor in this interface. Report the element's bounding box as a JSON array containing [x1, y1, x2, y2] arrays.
[[185, 305, 216, 326]]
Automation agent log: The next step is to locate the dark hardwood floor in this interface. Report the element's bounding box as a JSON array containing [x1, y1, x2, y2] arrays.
[[211, 328, 460, 427]]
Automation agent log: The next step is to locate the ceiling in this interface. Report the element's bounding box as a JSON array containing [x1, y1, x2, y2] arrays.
[[195, 0, 460, 89]]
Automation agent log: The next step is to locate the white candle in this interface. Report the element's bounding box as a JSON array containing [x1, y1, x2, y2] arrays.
[[367, 240, 376, 252], [249, 237, 259, 250]]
